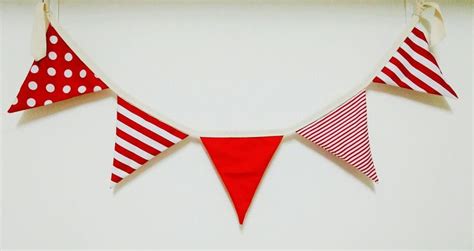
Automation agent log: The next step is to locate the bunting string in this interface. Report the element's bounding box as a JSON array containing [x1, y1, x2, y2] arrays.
[[6, 1, 459, 225], [15, 0, 450, 137]]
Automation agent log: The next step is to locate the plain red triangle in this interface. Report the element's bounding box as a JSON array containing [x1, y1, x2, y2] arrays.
[[201, 136, 283, 224]]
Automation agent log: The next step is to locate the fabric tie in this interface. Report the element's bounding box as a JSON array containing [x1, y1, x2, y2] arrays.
[[414, 0, 446, 47], [31, 1, 50, 61]]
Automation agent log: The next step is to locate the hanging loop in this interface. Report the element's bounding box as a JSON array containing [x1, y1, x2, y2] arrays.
[[413, 0, 446, 47], [31, 0, 51, 60]]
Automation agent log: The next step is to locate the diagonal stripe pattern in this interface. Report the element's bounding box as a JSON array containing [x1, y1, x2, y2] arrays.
[[373, 25, 458, 98], [110, 97, 188, 187], [297, 91, 378, 182]]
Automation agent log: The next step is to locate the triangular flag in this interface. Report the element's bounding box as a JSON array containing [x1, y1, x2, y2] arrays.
[[297, 91, 379, 182], [201, 136, 283, 224], [372, 24, 457, 98], [8, 25, 108, 113], [111, 97, 188, 188]]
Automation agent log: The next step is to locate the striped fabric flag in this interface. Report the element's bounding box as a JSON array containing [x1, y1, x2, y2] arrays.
[[297, 91, 378, 182], [111, 97, 188, 188], [373, 24, 458, 98]]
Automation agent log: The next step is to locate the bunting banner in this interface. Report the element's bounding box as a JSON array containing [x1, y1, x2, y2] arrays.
[[5, 1, 461, 225], [8, 24, 108, 113], [296, 91, 378, 182], [201, 136, 283, 224], [111, 97, 188, 187], [372, 24, 458, 98]]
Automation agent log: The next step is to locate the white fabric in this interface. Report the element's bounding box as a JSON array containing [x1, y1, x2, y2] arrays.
[[31, 1, 50, 60], [41, 2, 446, 137], [415, 0, 446, 47]]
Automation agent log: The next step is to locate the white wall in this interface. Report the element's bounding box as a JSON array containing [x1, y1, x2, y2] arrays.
[[1, 0, 472, 249]]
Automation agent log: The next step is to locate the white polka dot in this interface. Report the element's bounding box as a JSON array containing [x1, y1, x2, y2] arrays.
[[30, 65, 39, 73], [44, 100, 53, 105], [63, 85, 71, 93], [27, 98, 36, 107], [78, 86, 86, 93], [93, 86, 102, 92], [64, 69, 72, 78], [48, 51, 57, 60], [47, 67, 56, 76], [13, 97, 18, 105], [28, 81, 38, 90], [64, 52, 73, 61], [46, 83, 55, 93], [79, 69, 87, 78], [49, 35, 58, 44]]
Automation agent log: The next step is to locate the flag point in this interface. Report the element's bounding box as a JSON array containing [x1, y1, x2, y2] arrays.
[[201, 136, 283, 225]]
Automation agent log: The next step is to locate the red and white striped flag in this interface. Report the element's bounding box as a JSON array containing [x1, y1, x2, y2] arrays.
[[111, 97, 188, 188], [373, 24, 458, 98], [297, 91, 378, 182]]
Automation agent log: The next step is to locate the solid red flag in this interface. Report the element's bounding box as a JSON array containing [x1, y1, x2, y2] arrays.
[[201, 136, 283, 224]]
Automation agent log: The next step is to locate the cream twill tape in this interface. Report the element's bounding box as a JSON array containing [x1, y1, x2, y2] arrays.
[[29, 1, 444, 138]]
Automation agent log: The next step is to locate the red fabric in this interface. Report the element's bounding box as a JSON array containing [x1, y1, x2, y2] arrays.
[[372, 26, 457, 98], [8, 24, 108, 113], [296, 91, 379, 182], [110, 97, 188, 187], [201, 136, 283, 224]]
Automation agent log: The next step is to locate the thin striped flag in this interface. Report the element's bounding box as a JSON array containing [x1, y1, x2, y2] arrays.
[[373, 24, 458, 98], [110, 97, 188, 188], [297, 91, 378, 182]]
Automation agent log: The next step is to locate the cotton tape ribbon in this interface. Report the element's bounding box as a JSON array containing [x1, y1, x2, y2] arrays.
[[414, 0, 446, 47], [31, 1, 50, 61], [29, 1, 445, 61]]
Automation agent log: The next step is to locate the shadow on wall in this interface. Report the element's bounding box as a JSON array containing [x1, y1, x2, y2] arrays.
[[287, 134, 376, 192], [368, 83, 452, 111], [111, 136, 196, 193], [15, 89, 115, 125]]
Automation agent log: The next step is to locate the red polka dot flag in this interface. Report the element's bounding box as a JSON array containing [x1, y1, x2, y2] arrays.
[[8, 25, 108, 113]]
